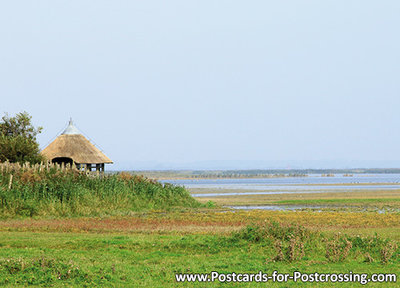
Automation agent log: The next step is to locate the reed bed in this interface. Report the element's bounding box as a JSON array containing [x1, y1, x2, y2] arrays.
[[0, 162, 200, 218]]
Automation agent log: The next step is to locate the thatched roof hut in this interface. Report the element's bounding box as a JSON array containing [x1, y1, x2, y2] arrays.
[[42, 120, 112, 171]]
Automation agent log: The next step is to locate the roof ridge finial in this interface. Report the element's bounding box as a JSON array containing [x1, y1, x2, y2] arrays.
[[62, 118, 80, 135]]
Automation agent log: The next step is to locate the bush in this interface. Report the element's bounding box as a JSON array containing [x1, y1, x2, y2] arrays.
[[234, 222, 312, 243]]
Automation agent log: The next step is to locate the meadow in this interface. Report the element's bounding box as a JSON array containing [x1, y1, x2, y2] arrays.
[[0, 164, 399, 287]]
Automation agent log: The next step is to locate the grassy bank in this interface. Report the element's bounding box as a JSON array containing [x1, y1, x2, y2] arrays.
[[0, 163, 200, 218]]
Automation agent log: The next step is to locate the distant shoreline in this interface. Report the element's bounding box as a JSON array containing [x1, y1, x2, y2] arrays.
[[106, 168, 400, 180]]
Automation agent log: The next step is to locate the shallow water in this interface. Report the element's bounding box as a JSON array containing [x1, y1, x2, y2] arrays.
[[162, 174, 400, 197], [226, 205, 399, 213], [189, 189, 399, 197], [164, 174, 400, 186]]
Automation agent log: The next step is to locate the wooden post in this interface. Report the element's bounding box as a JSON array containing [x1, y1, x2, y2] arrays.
[[8, 174, 13, 190]]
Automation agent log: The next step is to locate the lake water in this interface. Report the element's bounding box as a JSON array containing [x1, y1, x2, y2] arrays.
[[161, 174, 400, 197]]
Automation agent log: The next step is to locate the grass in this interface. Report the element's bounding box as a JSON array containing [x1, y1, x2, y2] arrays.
[[0, 221, 398, 287], [0, 163, 201, 218], [0, 212, 399, 287], [275, 198, 400, 208], [194, 189, 400, 208]]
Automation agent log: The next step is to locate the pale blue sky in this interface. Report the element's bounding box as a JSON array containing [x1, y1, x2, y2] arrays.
[[1, 1, 400, 170]]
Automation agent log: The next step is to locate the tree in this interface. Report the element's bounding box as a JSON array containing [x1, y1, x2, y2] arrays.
[[0, 112, 44, 164]]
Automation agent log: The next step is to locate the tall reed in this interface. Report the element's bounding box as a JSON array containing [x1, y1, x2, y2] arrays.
[[0, 162, 200, 217]]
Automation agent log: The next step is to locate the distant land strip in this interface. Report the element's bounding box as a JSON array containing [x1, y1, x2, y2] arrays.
[[107, 168, 400, 179]]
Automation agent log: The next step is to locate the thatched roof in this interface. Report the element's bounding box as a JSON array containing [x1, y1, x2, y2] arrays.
[[41, 121, 113, 164]]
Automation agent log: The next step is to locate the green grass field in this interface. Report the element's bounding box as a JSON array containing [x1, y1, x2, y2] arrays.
[[0, 215, 399, 287]]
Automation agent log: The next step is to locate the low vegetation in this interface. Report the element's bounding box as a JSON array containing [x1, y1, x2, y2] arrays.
[[234, 222, 399, 264], [0, 222, 398, 287]]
